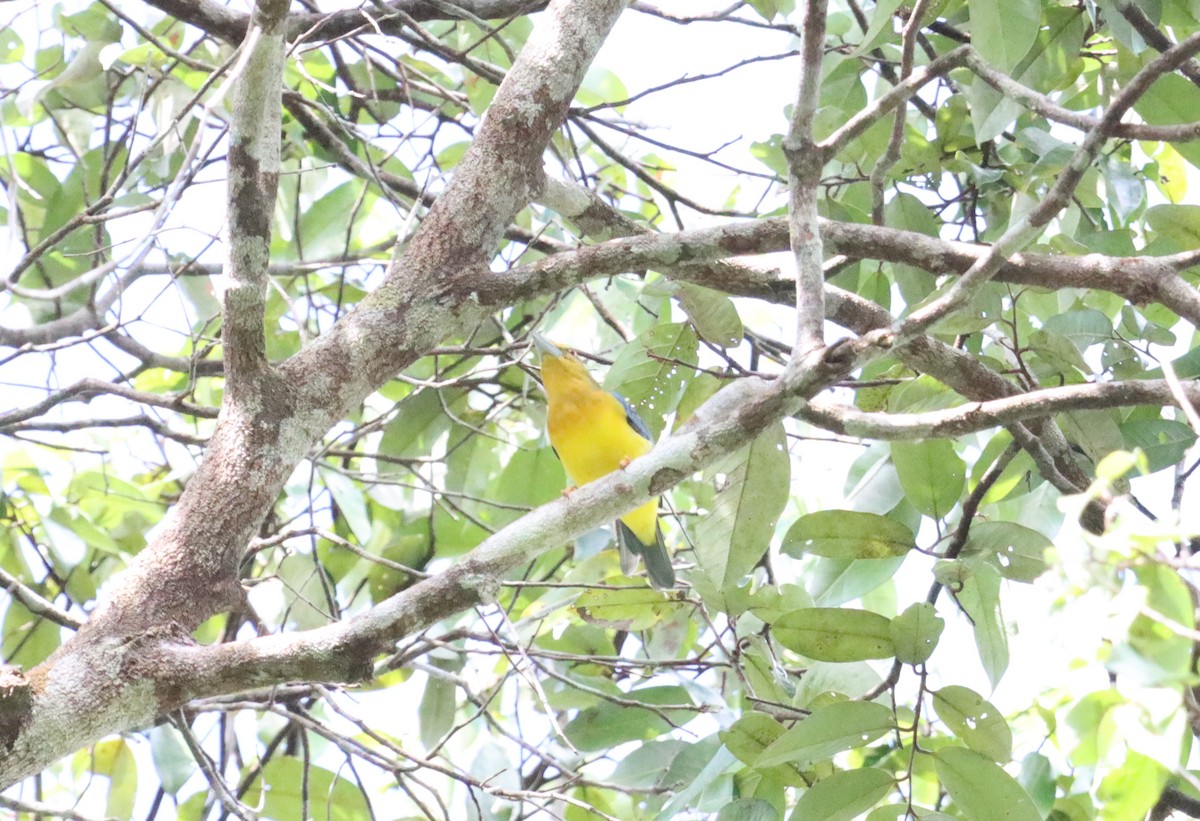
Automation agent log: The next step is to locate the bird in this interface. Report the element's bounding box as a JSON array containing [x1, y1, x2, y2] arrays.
[[531, 333, 675, 589]]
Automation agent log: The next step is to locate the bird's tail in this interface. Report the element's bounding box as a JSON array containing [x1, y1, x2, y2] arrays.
[[616, 521, 676, 590]]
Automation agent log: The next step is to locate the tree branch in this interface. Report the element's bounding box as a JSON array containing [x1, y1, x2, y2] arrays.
[[142, 0, 552, 45], [869, 0, 933, 225], [1108, 0, 1200, 88], [802, 379, 1200, 440], [963, 48, 1200, 142], [783, 0, 828, 358], [452, 215, 1200, 328], [220, 1, 286, 394]]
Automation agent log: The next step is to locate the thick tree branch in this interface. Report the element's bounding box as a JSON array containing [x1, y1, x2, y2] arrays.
[[0, 0, 628, 788], [453, 215, 1200, 327]]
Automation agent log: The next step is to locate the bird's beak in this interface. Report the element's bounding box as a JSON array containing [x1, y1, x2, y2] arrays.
[[531, 333, 563, 359]]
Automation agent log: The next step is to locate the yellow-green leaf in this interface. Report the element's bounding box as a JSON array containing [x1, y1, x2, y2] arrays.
[[774, 607, 895, 662], [782, 510, 914, 560]]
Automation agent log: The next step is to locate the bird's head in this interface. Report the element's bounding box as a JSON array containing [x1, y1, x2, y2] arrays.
[[532, 333, 599, 392]]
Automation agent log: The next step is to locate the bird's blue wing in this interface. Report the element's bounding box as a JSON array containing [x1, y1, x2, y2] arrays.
[[613, 391, 653, 442]]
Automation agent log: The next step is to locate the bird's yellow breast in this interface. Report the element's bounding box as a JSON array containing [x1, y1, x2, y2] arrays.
[[547, 387, 651, 486]]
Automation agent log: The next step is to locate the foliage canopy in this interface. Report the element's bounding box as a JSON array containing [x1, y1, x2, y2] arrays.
[[3, 0, 1200, 819]]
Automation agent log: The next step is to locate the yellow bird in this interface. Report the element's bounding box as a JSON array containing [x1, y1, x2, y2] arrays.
[[532, 334, 675, 589]]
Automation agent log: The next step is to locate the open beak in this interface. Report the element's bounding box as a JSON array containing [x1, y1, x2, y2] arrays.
[[531, 332, 564, 359]]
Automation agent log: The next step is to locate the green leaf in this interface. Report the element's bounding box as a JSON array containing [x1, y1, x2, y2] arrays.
[[46, 506, 125, 557], [563, 686, 694, 751], [934, 747, 1040, 821], [734, 763, 791, 811], [720, 713, 809, 788], [932, 686, 1013, 762], [575, 586, 674, 630], [577, 66, 629, 109], [1018, 753, 1057, 816], [1116, 563, 1195, 683], [464, 75, 497, 115], [319, 467, 371, 545], [971, 431, 1034, 506], [1119, 418, 1196, 473], [888, 374, 964, 414], [491, 445, 566, 527], [655, 744, 741, 818], [364, 527, 429, 602], [418, 661, 458, 749], [721, 713, 787, 767], [0, 27, 23, 63], [1060, 409, 1124, 466], [86, 739, 137, 820], [851, 0, 904, 55], [693, 423, 790, 606], [276, 551, 333, 629], [1, 599, 61, 667], [1097, 752, 1169, 821], [1095, 449, 1147, 482], [943, 560, 1009, 689], [891, 440, 965, 519], [969, 0, 1040, 71], [782, 510, 914, 560], [244, 757, 372, 821], [885, 195, 939, 305], [1063, 689, 1122, 767], [675, 282, 745, 347], [1042, 309, 1112, 350], [295, 180, 372, 259], [788, 767, 895, 821], [1028, 328, 1089, 378], [604, 322, 700, 439], [719, 798, 779, 821], [1135, 76, 1200, 171], [791, 660, 885, 709], [378, 389, 454, 460], [149, 726, 194, 796], [673, 370, 723, 431], [808, 556, 906, 606], [744, 0, 780, 22], [963, 521, 1050, 583], [889, 602, 945, 665], [756, 701, 894, 768], [774, 608, 895, 662], [66, 470, 162, 544], [843, 444, 905, 514], [1146, 203, 1200, 245], [738, 633, 797, 703], [610, 739, 692, 789]]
